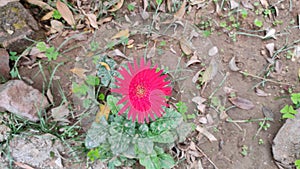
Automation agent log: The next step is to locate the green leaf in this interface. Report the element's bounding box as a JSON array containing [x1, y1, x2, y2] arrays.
[[151, 131, 176, 143], [9, 51, 18, 61], [159, 153, 175, 169], [86, 75, 100, 86], [291, 93, 300, 105], [52, 10, 62, 19], [85, 117, 109, 149], [108, 124, 132, 155], [176, 101, 188, 114], [72, 82, 88, 96], [107, 95, 121, 114], [36, 42, 47, 52], [150, 108, 183, 134], [87, 148, 100, 162], [280, 105, 290, 114], [254, 19, 263, 28], [282, 113, 295, 119], [136, 138, 154, 154], [127, 3, 135, 11], [140, 156, 158, 169], [295, 159, 300, 168]]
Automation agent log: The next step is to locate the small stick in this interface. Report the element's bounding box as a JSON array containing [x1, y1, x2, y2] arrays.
[[196, 145, 219, 169], [239, 71, 292, 86]]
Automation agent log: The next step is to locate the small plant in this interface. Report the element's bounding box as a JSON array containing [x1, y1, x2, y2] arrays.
[[52, 10, 62, 19], [280, 93, 300, 119], [241, 145, 248, 156], [241, 9, 248, 19], [259, 121, 270, 131], [127, 3, 135, 11], [36, 42, 59, 61], [258, 138, 264, 145], [254, 18, 263, 28], [295, 159, 300, 169]]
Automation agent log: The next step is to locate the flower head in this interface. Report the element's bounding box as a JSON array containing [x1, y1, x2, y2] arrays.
[[112, 59, 171, 123]]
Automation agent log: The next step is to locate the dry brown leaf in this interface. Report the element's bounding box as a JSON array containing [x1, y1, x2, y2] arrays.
[[107, 49, 129, 59], [274, 60, 282, 73], [50, 20, 64, 33], [174, 0, 186, 19], [255, 87, 268, 97], [111, 29, 129, 39], [186, 58, 201, 67], [262, 106, 274, 121], [95, 104, 110, 122], [202, 58, 218, 84], [147, 42, 156, 59], [192, 70, 202, 83], [46, 88, 54, 104], [56, 0, 75, 27], [229, 97, 254, 110], [229, 56, 240, 71], [98, 16, 113, 25], [41, 11, 54, 21], [263, 28, 276, 39], [214, 0, 222, 16], [196, 126, 217, 142], [70, 68, 88, 78], [108, 0, 124, 12], [192, 96, 206, 113], [260, 0, 269, 8], [180, 39, 193, 55], [14, 161, 34, 169], [51, 104, 70, 123], [26, 0, 54, 10], [266, 43, 275, 57], [86, 13, 99, 29]]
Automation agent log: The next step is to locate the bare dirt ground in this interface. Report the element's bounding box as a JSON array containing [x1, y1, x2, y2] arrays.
[[1, 0, 300, 169]]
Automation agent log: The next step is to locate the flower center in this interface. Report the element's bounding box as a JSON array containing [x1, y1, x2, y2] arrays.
[[136, 85, 147, 98]]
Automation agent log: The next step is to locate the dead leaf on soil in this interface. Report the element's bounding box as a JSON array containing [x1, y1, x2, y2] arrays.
[[147, 42, 156, 59], [262, 106, 274, 121], [14, 161, 34, 169], [228, 56, 240, 71], [196, 126, 217, 142], [192, 70, 202, 83], [95, 104, 110, 122], [229, 97, 254, 110], [70, 68, 88, 78], [214, 0, 222, 16], [190, 0, 206, 5], [98, 16, 113, 25], [111, 29, 129, 39], [41, 11, 54, 21], [263, 28, 276, 39], [56, 0, 76, 27], [174, 0, 186, 19], [180, 38, 193, 55], [241, 0, 254, 10], [230, 0, 239, 9], [86, 13, 99, 29], [108, 0, 124, 12], [260, 0, 269, 8], [186, 55, 201, 67], [26, 0, 54, 10], [224, 86, 237, 95], [192, 96, 206, 113], [266, 43, 275, 57], [274, 60, 282, 73], [255, 87, 268, 97], [202, 58, 218, 84], [51, 104, 70, 123], [50, 20, 64, 33], [107, 49, 129, 60], [46, 88, 54, 104]]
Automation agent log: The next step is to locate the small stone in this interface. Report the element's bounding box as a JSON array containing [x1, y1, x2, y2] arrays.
[[0, 80, 49, 121], [0, 124, 10, 142], [208, 46, 218, 56], [0, 48, 10, 80]]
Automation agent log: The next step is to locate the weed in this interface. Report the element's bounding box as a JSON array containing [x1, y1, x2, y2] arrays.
[[9, 51, 18, 61], [36, 42, 59, 61], [241, 9, 248, 19], [259, 121, 270, 131], [241, 145, 248, 156], [52, 10, 62, 20], [258, 138, 264, 145], [295, 159, 300, 169], [280, 93, 300, 119], [254, 19, 263, 28], [127, 3, 135, 11]]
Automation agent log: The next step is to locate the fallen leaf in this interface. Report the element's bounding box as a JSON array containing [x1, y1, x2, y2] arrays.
[[255, 87, 268, 97], [86, 13, 99, 29], [95, 104, 110, 122], [260, 0, 269, 8], [192, 70, 202, 83], [50, 20, 64, 33], [70, 68, 88, 78], [111, 29, 129, 39], [14, 161, 34, 169], [229, 97, 254, 110], [147, 42, 156, 59], [190, 0, 206, 5], [51, 104, 70, 122], [56, 0, 75, 27], [98, 16, 113, 25], [174, 0, 186, 19], [230, 0, 239, 9], [107, 49, 129, 59], [274, 60, 282, 73], [262, 106, 274, 121], [214, 0, 222, 16], [41, 11, 54, 21], [46, 89, 54, 104], [224, 86, 237, 95], [196, 126, 217, 142], [108, 0, 124, 12], [180, 39, 193, 55], [241, 0, 254, 9], [263, 28, 276, 39], [266, 43, 275, 57], [186, 56, 201, 67], [192, 96, 206, 113], [26, 0, 54, 10], [202, 58, 218, 84], [229, 56, 240, 71], [99, 62, 111, 71]]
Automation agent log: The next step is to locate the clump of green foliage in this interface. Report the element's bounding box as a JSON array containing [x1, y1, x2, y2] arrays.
[[280, 93, 300, 119]]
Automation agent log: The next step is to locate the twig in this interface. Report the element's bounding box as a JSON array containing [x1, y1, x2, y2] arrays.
[[226, 117, 273, 123], [196, 145, 219, 169], [239, 71, 292, 86]]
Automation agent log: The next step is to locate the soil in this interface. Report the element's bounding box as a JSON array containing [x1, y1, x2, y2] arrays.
[[2, 0, 300, 169]]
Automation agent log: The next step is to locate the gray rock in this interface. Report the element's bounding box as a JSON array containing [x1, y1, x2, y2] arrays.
[[0, 80, 49, 121], [0, 48, 10, 80], [10, 133, 65, 169], [208, 46, 218, 56], [0, 124, 10, 142], [272, 111, 300, 168], [0, 2, 45, 52]]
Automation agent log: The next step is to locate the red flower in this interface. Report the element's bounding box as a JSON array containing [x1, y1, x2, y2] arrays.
[[112, 59, 171, 123]]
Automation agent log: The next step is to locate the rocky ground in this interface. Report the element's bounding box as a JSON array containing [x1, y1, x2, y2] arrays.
[[0, 0, 300, 169]]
